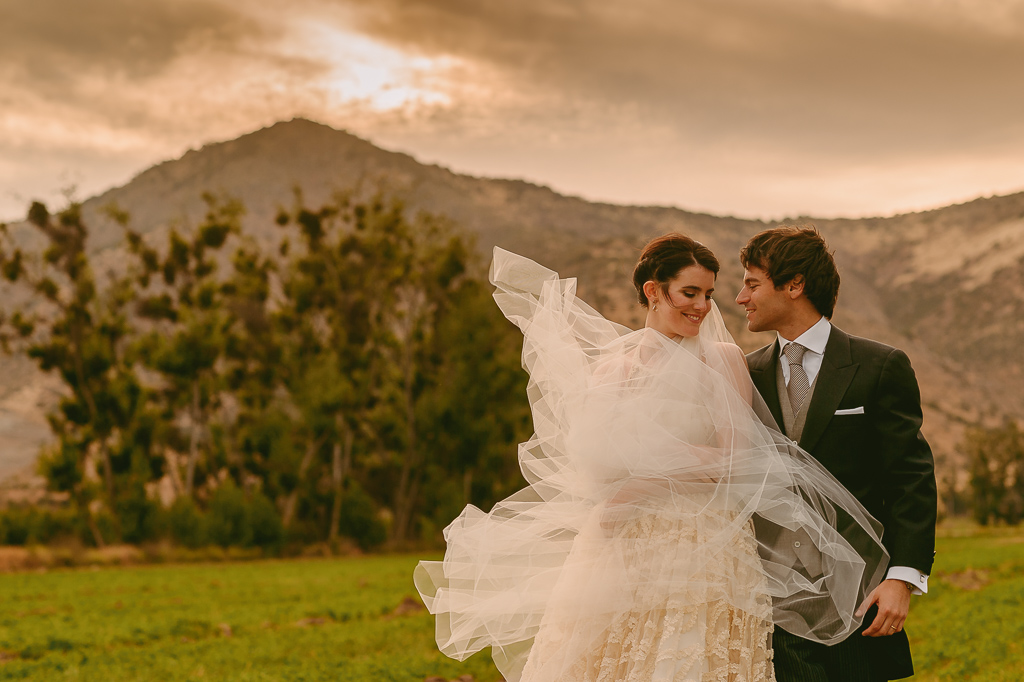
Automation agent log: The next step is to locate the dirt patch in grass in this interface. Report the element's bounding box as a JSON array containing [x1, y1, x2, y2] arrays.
[[0, 545, 145, 572], [940, 568, 991, 591]]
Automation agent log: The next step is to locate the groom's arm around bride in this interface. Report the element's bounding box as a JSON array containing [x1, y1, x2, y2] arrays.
[[736, 226, 938, 682]]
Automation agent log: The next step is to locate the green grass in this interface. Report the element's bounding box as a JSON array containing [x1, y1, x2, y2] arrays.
[[909, 525, 1024, 682], [0, 554, 498, 681], [1, 525, 1022, 681]]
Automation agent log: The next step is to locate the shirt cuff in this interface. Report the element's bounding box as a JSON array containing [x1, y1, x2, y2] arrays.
[[886, 566, 928, 595]]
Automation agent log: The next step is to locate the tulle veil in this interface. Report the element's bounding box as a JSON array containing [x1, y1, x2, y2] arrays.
[[415, 247, 888, 681]]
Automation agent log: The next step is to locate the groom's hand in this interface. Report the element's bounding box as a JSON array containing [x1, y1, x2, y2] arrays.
[[857, 579, 911, 637]]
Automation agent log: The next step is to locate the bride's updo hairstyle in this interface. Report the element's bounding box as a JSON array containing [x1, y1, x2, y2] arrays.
[[632, 233, 720, 308]]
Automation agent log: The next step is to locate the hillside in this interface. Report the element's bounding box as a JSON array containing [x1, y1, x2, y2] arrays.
[[2, 118, 1023, 499]]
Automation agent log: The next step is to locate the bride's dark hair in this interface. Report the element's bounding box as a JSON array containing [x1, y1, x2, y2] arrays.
[[633, 233, 720, 308]]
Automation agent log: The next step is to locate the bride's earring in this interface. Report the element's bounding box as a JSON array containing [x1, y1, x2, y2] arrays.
[[653, 300, 659, 312]]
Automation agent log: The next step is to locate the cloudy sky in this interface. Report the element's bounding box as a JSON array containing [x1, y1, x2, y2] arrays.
[[3, 0, 1024, 221]]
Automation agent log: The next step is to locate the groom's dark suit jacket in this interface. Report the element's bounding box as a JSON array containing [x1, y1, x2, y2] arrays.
[[747, 325, 937, 680]]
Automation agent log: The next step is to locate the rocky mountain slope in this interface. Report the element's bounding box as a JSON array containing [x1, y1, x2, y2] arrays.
[[3, 118, 1022, 501]]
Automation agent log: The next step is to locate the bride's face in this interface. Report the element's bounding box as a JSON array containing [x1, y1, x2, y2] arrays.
[[644, 265, 716, 339]]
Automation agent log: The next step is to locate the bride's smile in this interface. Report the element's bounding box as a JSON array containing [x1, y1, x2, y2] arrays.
[[643, 264, 716, 339]]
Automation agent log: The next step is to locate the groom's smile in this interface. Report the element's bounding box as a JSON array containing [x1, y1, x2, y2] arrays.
[[736, 266, 789, 333]]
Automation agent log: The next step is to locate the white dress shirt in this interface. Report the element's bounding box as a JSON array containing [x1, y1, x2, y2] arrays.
[[779, 317, 929, 595], [778, 316, 831, 386]]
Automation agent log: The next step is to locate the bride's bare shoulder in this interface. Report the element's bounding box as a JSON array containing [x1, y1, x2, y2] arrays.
[[712, 341, 748, 368]]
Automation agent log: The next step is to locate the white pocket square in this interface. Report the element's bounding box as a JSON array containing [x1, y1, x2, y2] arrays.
[[834, 406, 865, 415]]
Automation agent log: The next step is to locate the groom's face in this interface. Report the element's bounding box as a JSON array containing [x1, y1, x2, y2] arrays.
[[736, 266, 790, 333]]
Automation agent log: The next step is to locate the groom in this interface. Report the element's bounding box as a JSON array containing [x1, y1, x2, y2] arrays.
[[735, 226, 937, 682]]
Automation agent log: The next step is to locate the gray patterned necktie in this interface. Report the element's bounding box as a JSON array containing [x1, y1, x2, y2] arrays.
[[783, 342, 810, 413]]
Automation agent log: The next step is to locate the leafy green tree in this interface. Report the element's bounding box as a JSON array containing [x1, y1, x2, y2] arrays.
[[214, 239, 289, 503], [347, 200, 528, 546], [416, 278, 531, 538], [372, 207, 467, 545], [2, 189, 532, 552], [125, 194, 241, 499], [270, 193, 530, 547], [270, 196, 378, 537], [0, 202, 157, 545], [964, 419, 1024, 525]]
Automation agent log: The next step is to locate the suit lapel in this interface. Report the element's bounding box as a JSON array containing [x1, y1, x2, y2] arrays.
[[799, 326, 859, 453], [748, 340, 784, 432]]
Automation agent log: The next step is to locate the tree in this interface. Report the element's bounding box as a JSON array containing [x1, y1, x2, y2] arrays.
[[347, 199, 476, 546], [125, 194, 241, 500], [269, 193, 531, 547], [964, 419, 1024, 525], [269, 195, 379, 538], [2, 189, 533, 551], [0, 202, 158, 545], [414, 277, 532, 538], [217, 239, 283, 492]]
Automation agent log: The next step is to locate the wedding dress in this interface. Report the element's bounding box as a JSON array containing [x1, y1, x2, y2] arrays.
[[415, 248, 888, 682]]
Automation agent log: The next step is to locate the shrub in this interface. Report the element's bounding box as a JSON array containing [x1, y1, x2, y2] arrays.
[[964, 419, 1024, 525], [0, 507, 78, 545], [0, 508, 30, 545], [207, 482, 253, 548], [338, 483, 387, 551], [168, 497, 207, 548], [116, 483, 161, 544], [248, 491, 283, 549]]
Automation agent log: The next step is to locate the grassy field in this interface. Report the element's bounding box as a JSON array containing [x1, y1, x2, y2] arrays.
[[0, 553, 497, 681], [0, 525, 1022, 681], [908, 523, 1024, 682]]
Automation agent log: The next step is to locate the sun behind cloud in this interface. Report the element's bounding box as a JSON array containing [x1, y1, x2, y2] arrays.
[[291, 20, 459, 113], [2, 0, 1024, 221]]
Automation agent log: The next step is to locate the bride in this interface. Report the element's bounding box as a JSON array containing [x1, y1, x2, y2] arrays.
[[415, 234, 888, 682]]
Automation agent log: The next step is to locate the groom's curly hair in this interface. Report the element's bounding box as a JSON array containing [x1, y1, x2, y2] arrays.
[[633, 233, 720, 308], [740, 225, 840, 319]]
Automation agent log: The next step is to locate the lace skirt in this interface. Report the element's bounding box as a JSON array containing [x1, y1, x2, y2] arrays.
[[519, 505, 775, 682]]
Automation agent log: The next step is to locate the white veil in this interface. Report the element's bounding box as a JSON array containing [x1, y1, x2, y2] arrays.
[[415, 248, 888, 681]]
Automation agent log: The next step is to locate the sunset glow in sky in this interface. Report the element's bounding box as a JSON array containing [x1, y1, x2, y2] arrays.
[[3, 0, 1024, 221]]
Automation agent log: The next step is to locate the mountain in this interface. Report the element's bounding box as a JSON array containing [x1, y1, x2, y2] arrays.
[[3, 118, 1023, 502]]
